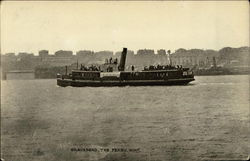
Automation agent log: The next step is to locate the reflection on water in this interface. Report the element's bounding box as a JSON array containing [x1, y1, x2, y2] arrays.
[[1, 75, 249, 161]]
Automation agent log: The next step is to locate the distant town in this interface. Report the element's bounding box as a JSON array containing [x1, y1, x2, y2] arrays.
[[1, 46, 249, 79]]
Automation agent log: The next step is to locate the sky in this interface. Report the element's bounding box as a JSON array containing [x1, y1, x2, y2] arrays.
[[1, 1, 249, 55]]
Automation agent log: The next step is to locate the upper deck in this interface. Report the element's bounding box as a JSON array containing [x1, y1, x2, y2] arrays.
[[70, 68, 193, 81]]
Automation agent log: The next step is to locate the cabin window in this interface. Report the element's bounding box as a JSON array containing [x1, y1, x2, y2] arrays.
[[73, 72, 80, 76]]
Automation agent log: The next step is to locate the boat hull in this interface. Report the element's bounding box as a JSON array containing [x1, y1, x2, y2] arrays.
[[57, 78, 195, 87]]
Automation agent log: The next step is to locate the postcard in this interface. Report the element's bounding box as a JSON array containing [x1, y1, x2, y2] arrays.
[[1, 1, 249, 161]]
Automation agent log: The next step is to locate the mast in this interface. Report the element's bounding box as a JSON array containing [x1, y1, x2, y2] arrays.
[[167, 50, 172, 66]]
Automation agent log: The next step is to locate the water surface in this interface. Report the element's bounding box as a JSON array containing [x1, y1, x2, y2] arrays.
[[1, 75, 249, 161]]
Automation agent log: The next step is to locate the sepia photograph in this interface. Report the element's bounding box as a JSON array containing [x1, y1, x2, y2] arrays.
[[1, 1, 249, 161]]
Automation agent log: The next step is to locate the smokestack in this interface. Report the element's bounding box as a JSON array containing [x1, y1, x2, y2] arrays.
[[167, 50, 172, 66], [118, 48, 127, 71]]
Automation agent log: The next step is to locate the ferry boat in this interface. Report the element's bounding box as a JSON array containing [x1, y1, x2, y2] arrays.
[[57, 48, 195, 87]]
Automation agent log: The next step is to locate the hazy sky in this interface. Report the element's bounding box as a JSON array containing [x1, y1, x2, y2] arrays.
[[1, 1, 249, 55]]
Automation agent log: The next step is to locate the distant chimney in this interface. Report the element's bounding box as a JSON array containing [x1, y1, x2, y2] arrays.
[[118, 48, 127, 71], [212, 57, 217, 68]]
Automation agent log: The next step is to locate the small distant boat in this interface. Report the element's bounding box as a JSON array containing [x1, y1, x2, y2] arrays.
[[57, 48, 195, 87]]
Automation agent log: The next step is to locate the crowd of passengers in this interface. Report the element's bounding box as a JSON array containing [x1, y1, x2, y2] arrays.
[[143, 65, 183, 71], [80, 64, 100, 71], [79, 62, 183, 72], [80, 57, 118, 71], [105, 58, 118, 64]]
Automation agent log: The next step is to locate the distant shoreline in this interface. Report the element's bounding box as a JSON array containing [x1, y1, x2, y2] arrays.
[[1, 73, 249, 81]]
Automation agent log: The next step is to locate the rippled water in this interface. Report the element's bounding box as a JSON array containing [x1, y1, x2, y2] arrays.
[[1, 75, 249, 161]]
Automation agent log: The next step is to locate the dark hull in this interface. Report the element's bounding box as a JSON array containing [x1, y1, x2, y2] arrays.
[[57, 78, 195, 87]]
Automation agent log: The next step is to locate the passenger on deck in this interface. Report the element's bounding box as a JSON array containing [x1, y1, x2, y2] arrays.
[[94, 66, 98, 71], [81, 65, 87, 71], [131, 65, 135, 71], [157, 65, 163, 70], [114, 58, 118, 64], [149, 65, 154, 70]]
